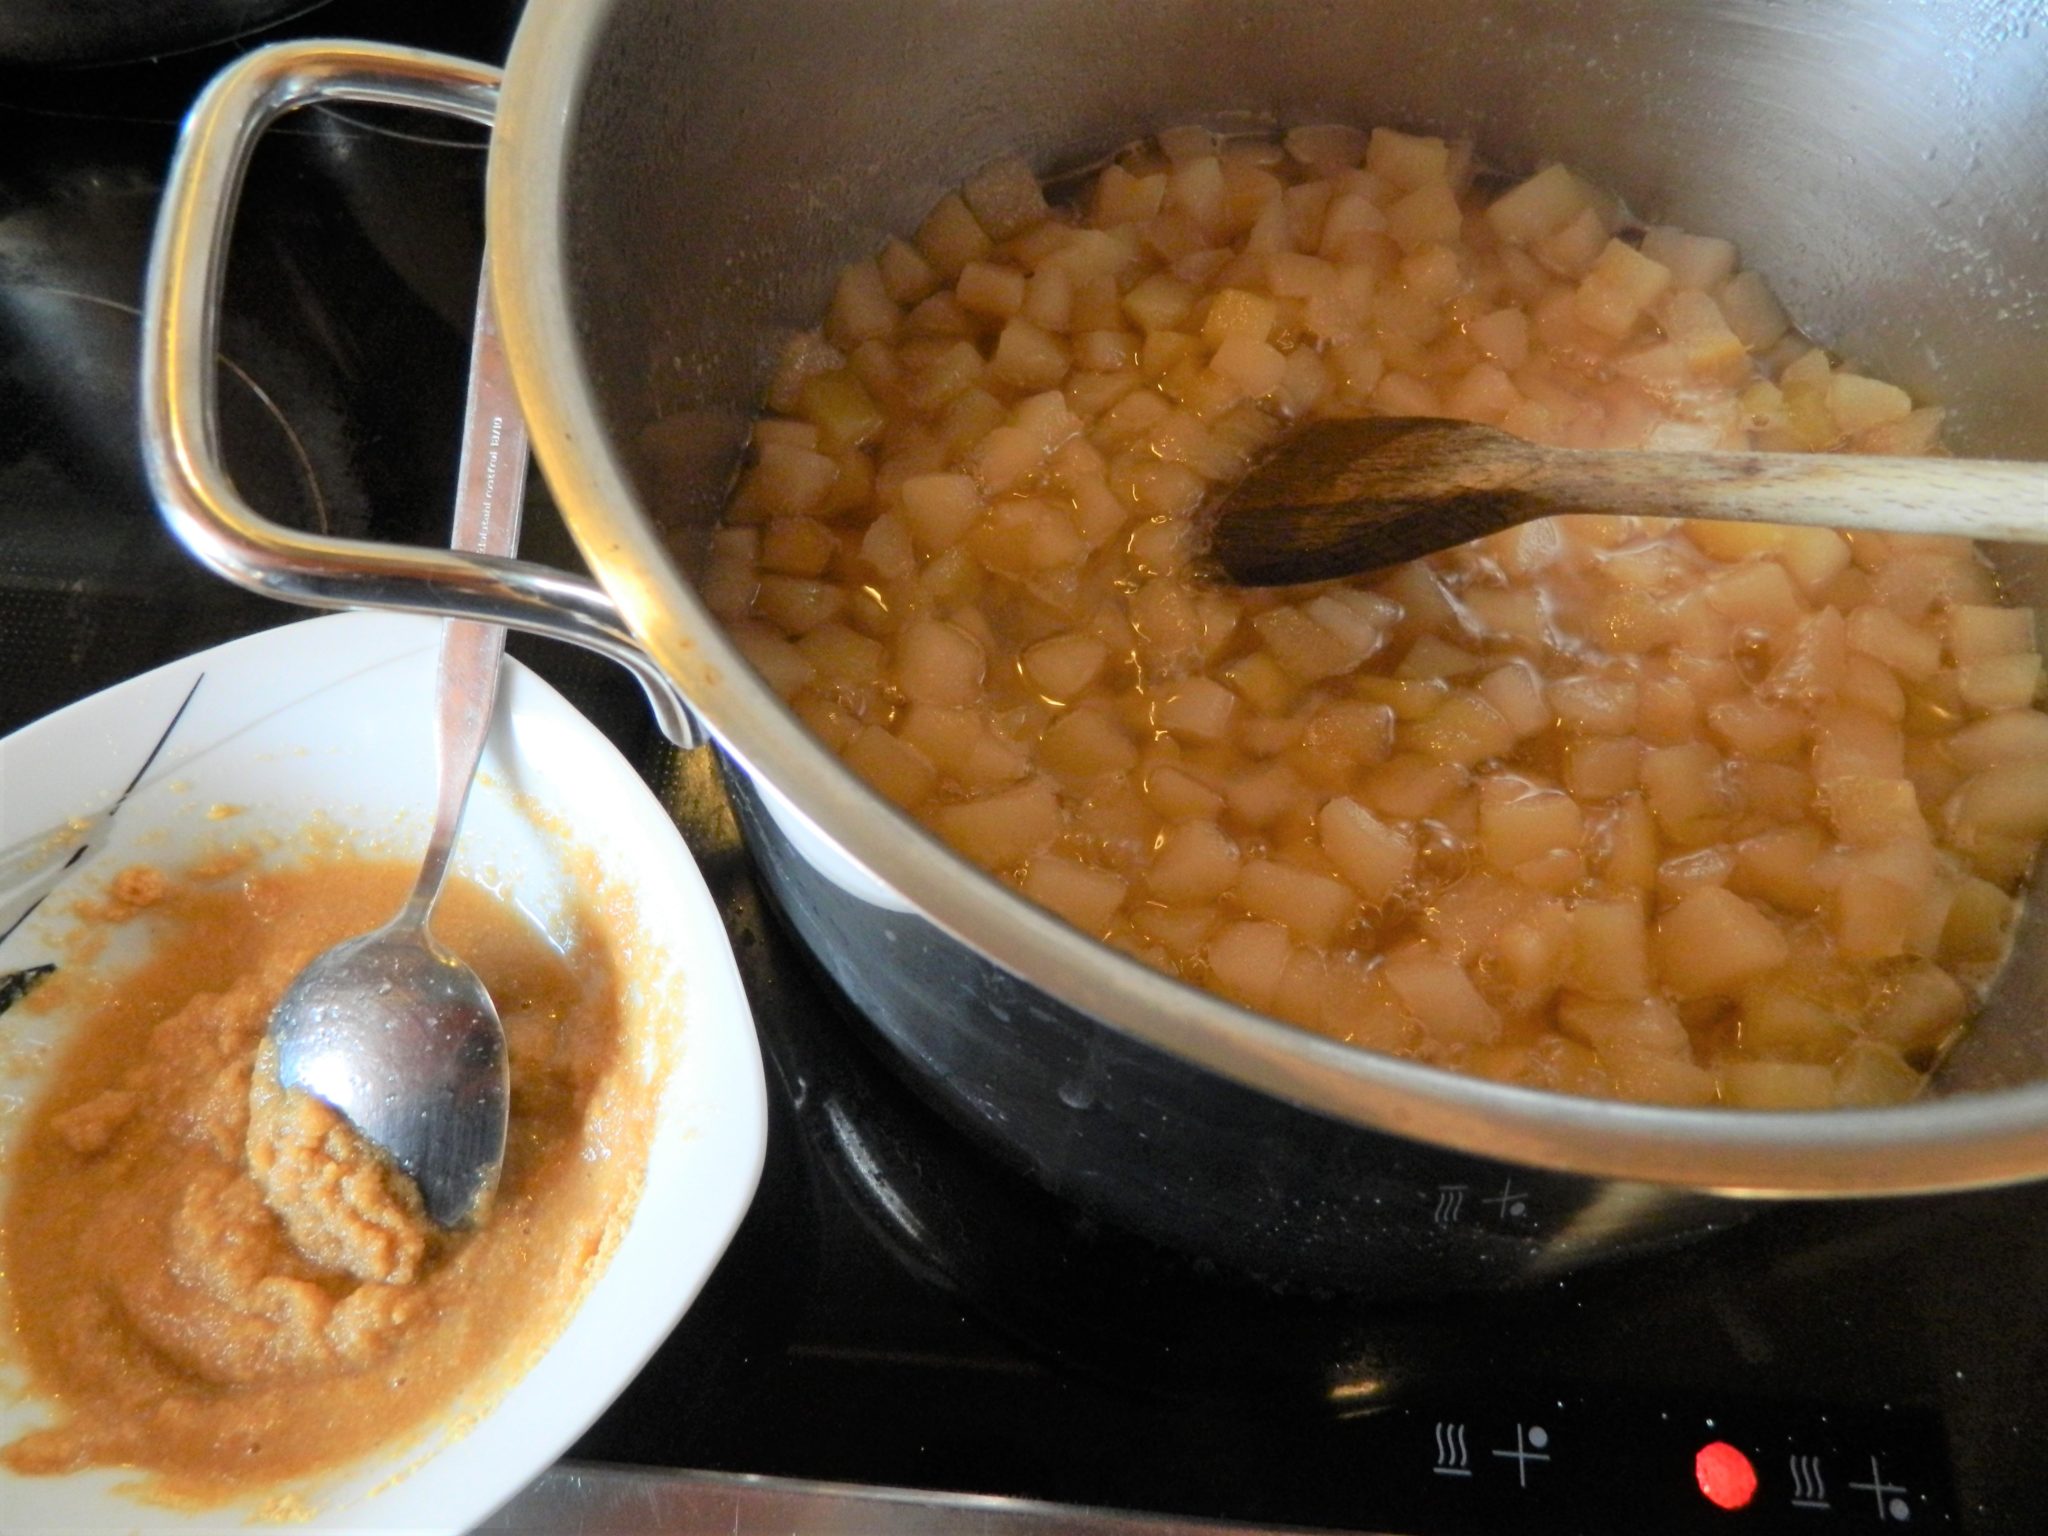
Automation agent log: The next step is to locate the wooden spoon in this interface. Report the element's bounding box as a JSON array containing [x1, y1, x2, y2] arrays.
[[1203, 416, 2048, 588]]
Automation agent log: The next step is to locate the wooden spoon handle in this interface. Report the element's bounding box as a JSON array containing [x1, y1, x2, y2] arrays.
[[1542, 448, 2048, 542]]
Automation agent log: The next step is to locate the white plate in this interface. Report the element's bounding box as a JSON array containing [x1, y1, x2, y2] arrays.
[[0, 612, 765, 1535]]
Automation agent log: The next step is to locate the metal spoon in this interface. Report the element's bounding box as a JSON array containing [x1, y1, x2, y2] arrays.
[[265, 269, 528, 1229], [1203, 415, 2048, 587]]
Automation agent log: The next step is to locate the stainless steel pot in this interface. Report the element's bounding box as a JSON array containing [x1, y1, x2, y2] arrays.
[[142, 0, 2048, 1291]]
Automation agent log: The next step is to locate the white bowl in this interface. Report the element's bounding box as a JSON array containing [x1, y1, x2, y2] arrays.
[[0, 612, 766, 1535]]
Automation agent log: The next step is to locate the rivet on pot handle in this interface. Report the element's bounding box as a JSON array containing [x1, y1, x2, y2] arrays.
[[140, 40, 699, 747]]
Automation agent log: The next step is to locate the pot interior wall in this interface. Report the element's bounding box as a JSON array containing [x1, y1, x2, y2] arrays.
[[554, 0, 2048, 1090]]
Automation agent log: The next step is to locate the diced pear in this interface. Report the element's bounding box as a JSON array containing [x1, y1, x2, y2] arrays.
[[1831, 1041, 1923, 1107], [828, 257, 900, 346], [1256, 604, 1371, 681], [1157, 676, 1238, 741], [1719, 1061, 1835, 1110], [1573, 240, 1673, 339], [1603, 1047, 1719, 1107], [1715, 270, 1790, 349], [1022, 856, 1128, 935], [1599, 794, 1660, 890], [1479, 779, 1585, 871], [1201, 287, 1279, 346], [1304, 700, 1397, 765], [1268, 949, 1333, 1029], [1040, 708, 1140, 782], [1383, 182, 1461, 253], [1864, 959, 1968, 1060], [1565, 896, 1651, 1000], [1548, 675, 1639, 735], [1563, 737, 1642, 799], [1558, 995, 1692, 1057], [1946, 763, 2048, 842], [1206, 920, 1293, 1009], [894, 617, 986, 706], [755, 575, 845, 637], [1641, 741, 1729, 844], [1948, 604, 2036, 664], [1382, 947, 1502, 1044], [1491, 899, 1573, 1001], [1704, 560, 1803, 634], [1826, 373, 1913, 436], [1366, 127, 1452, 189], [1847, 604, 1942, 681], [1400, 694, 1518, 768], [1226, 761, 1312, 829], [1831, 869, 1916, 961], [1022, 633, 1111, 701], [794, 368, 885, 453], [1947, 710, 2048, 771], [1487, 164, 1589, 246], [1737, 976, 1856, 1062], [1730, 825, 1829, 914], [1705, 697, 1805, 762], [732, 441, 839, 522], [1319, 797, 1417, 904], [1235, 859, 1358, 947], [1478, 663, 1550, 736], [1957, 654, 2042, 713], [1640, 226, 1739, 291], [1360, 755, 1466, 820], [843, 725, 938, 809], [990, 318, 1070, 390], [917, 192, 994, 278], [962, 156, 1050, 240], [1761, 607, 1849, 705], [1654, 887, 1791, 999], [1822, 777, 1928, 847], [1147, 821, 1243, 903], [1939, 876, 2014, 965], [932, 780, 1062, 867], [1810, 704, 1906, 784]]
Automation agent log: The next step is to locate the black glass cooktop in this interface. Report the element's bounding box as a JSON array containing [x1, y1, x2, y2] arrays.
[[2, 4, 2045, 1532]]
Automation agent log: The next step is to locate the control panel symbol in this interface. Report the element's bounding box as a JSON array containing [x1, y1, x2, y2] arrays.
[[1433, 1185, 1468, 1227], [1847, 1455, 1912, 1522], [1789, 1453, 1830, 1510], [1492, 1423, 1553, 1488], [1432, 1421, 1473, 1476], [1481, 1178, 1530, 1221]]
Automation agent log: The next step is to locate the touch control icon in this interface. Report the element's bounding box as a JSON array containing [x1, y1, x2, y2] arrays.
[[1847, 1456, 1912, 1523], [1432, 1422, 1473, 1476], [1789, 1453, 1830, 1510], [1480, 1178, 1530, 1221], [1492, 1423, 1552, 1488], [1432, 1181, 1534, 1227]]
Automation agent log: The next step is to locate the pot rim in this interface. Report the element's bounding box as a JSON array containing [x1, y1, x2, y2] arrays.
[[485, 0, 2048, 1198]]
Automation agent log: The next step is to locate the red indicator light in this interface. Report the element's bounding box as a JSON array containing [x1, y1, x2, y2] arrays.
[[1695, 1440, 1759, 1511]]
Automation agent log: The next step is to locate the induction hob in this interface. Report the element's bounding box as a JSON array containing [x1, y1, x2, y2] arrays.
[[2, 4, 2044, 1531]]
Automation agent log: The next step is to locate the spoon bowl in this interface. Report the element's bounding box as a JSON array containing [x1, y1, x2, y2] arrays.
[[269, 927, 506, 1228]]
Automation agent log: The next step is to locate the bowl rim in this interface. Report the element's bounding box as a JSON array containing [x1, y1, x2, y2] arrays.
[[488, 0, 2048, 1198]]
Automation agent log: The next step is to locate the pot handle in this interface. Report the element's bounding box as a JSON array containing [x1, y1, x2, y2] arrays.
[[140, 39, 698, 747]]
